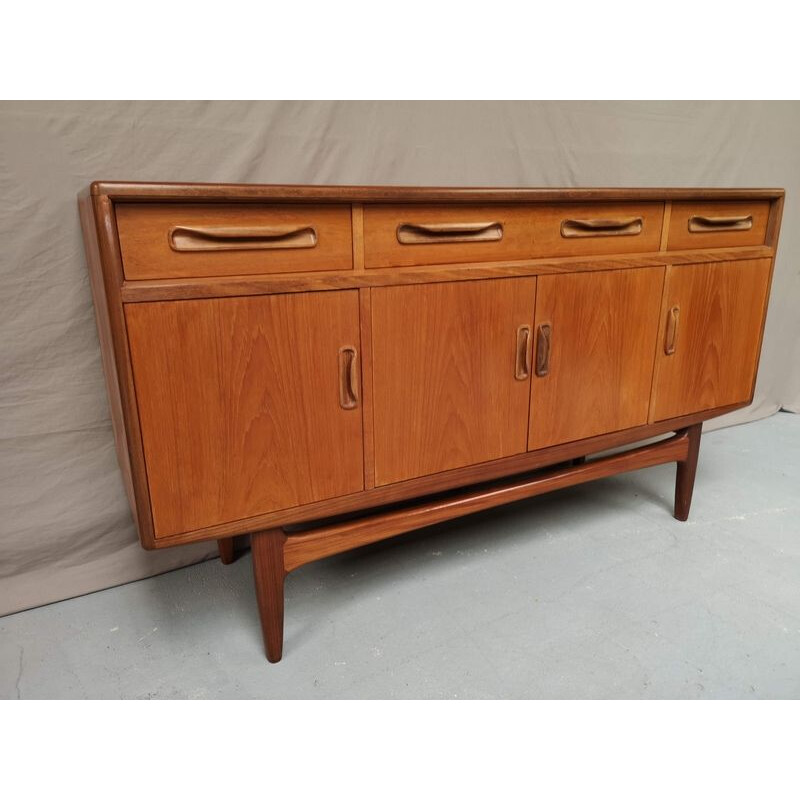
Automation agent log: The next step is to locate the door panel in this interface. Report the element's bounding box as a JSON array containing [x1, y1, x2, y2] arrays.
[[529, 268, 664, 450], [371, 278, 536, 486], [650, 258, 772, 421], [126, 291, 364, 537]]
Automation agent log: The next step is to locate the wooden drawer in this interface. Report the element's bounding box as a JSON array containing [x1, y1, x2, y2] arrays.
[[117, 203, 353, 280], [363, 204, 537, 268], [363, 202, 664, 268], [529, 202, 664, 258], [666, 201, 770, 251]]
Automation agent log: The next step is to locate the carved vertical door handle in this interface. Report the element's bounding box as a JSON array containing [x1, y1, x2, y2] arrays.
[[535, 324, 552, 377], [515, 325, 532, 380], [664, 306, 680, 355], [338, 346, 359, 409]]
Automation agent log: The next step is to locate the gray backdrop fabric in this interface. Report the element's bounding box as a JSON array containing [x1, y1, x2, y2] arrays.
[[1, 101, 798, 616]]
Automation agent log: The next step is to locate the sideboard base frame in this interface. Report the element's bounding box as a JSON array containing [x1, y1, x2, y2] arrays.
[[244, 423, 701, 663]]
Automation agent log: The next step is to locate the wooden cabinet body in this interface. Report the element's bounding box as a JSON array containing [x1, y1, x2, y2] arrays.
[[80, 183, 783, 662]]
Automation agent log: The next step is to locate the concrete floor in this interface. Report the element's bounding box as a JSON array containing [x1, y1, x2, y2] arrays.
[[2, 412, 798, 699]]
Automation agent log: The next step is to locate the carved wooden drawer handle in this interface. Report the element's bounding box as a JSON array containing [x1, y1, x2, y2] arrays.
[[338, 346, 359, 410], [169, 225, 318, 252], [664, 306, 680, 355], [560, 217, 643, 238], [515, 325, 532, 381], [535, 324, 551, 377], [396, 221, 503, 244], [688, 215, 753, 233]]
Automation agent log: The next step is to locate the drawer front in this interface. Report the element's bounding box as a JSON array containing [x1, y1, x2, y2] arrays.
[[667, 201, 770, 251], [117, 203, 353, 280], [529, 202, 664, 258], [363, 202, 663, 268], [363, 204, 537, 268]]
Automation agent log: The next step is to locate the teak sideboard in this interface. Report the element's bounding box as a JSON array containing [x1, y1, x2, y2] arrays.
[[79, 182, 784, 662]]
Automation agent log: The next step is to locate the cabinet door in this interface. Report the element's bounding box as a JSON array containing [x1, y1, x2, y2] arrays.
[[126, 291, 364, 538], [529, 267, 664, 450], [650, 258, 772, 421], [371, 278, 536, 486]]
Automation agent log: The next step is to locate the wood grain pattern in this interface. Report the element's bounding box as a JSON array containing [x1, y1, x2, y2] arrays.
[[117, 203, 353, 279], [667, 201, 770, 251], [120, 245, 775, 304], [659, 202, 672, 251], [358, 288, 376, 489], [125, 290, 364, 537], [283, 430, 690, 572], [352, 204, 365, 272], [529, 268, 665, 450], [371, 278, 536, 485], [650, 259, 772, 421]]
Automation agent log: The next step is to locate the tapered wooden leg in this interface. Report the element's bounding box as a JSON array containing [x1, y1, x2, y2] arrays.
[[674, 423, 702, 521], [218, 538, 236, 565], [251, 528, 288, 663]]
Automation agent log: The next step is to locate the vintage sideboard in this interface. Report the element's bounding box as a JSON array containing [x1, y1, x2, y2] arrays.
[[79, 182, 784, 662]]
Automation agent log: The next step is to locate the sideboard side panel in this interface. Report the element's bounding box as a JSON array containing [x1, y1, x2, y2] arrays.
[[79, 193, 157, 546]]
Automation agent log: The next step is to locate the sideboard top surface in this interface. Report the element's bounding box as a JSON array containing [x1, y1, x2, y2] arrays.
[[87, 181, 785, 204]]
